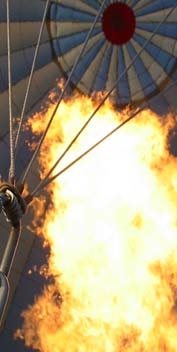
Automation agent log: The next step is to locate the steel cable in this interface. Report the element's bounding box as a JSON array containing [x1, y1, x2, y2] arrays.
[[6, 0, 15, 183], [20, 0, 107, 185], [32, 3, 177, 195], [31, 78, 177, 196], [14, 0, 51, 152]]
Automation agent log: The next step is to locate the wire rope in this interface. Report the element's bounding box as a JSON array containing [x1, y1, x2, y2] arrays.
[[31, 78, 177, 197], [32, 3, 177, 194], [20, 0, 107, 185], [6, 0, 15, 184], [14, 0, 51, 152]]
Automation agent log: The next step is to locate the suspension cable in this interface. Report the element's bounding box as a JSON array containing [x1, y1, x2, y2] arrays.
[[14, 0, 51, 152], [31, 78, 177, 197], [32, 3, 177, 194], [6, 0, 15, 184], [20, 0, 107, 185]]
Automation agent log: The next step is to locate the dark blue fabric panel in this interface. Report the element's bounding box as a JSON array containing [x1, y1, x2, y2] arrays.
[[117, 46, 131, 104], [131, 0, 141, 9], [71, 38, 105, 86], [134, 33, 176, 75], [85, 0, 101, 11], [126, 41, 157, 96], [0, 0, 46, 22], [93, 45, 113, 92], [52, 28, 101, 56], [0, 139, 10, 180], [50, 3, 96, 22], [0, 328, 34, 352], [136, 22, 177, 39], [150, 91, 169, 115], [0, 41, 53, 92], [0, 66, 8, 91], [136, 0, 176, 16]]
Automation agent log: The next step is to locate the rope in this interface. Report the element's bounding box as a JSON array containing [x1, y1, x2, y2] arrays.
[[14, 0, 51, 152], [20, 0, 107, 185], [32, 3, 177, 194], [31, 78, 177, 197], [6, 0, 15, 184]]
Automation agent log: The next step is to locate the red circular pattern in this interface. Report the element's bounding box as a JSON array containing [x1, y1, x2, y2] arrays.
[[102, 2, 136, 45]]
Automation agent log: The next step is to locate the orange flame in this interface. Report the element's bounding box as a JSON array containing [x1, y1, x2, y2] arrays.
[[16, 93, 177, 351]]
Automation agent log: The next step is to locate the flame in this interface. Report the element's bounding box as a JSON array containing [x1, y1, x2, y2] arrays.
[[16, 93, 177, 351]]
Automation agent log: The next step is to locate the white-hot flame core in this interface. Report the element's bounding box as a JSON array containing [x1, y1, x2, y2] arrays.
[[17, 95, 177, 352]]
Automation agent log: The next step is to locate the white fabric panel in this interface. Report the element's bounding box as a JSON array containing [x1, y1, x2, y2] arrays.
[[50, 21, 101, 38], [78, 41, 109, 94], [136, 28, 177, 56], [134, 0, 158, 12], [137, 7, 177, 22], [96, 0, 107, 8], [126, 0, 134, 5], [105, 45, 118, 92], [56, 32, 103, 73], [0, 22, 49, 55], [131, 37, 172, 89], [122, 44, 145, 101]]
